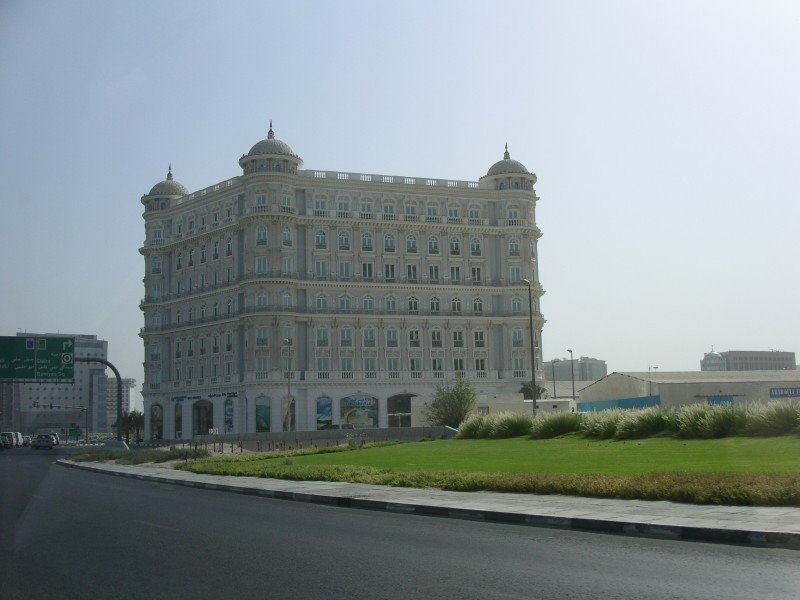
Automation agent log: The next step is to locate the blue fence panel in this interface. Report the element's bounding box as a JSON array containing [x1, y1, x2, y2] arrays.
[[577, 395, 660, 412]]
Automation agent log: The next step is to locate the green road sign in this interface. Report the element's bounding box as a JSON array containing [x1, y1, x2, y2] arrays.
[[0, 336, 75, 381]]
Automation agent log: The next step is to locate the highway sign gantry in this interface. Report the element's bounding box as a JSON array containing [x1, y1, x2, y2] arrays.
[[0, 336, 75, 381]]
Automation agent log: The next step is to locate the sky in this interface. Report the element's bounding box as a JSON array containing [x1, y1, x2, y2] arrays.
[[1, 0, 799, 411]]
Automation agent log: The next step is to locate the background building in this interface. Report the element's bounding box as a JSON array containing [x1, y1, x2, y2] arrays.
[[543, 356, 607, 382], [140, 127, 544, 439], [578, 370, 800, 411], [14, 333, 108, 435], [106, 377, 136, 428], [700, 349, 796, 371]]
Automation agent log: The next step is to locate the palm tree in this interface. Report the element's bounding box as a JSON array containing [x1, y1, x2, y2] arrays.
[[130, 410, 145, 445], [113, 412, 133, 444]]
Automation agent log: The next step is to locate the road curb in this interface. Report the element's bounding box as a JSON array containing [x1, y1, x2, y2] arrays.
[[56, 460, 800, 550]]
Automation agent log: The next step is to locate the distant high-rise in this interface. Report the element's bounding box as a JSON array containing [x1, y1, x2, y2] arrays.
[[700, 349, 795, 371], [543, 356, 607, 382]]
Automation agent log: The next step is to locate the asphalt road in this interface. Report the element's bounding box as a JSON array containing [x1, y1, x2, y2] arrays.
[[1, 447, 798, 600]]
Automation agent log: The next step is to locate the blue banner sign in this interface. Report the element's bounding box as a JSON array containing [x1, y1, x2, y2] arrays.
[[770, 387, 800, 398]]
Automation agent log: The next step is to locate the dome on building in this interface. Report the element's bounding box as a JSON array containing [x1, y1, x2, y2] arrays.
[[245, 122, 298, 158], [147, 165, 188, 197], [485, 144, 531, 177]]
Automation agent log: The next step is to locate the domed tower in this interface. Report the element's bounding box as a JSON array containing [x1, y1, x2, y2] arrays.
[[239, 121, 303, 176], [141, 165, 188, 211], [479, 144, 537, 190]]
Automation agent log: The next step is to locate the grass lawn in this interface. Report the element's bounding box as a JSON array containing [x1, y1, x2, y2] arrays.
[[278, 435, 800, 475], [175, 435, 800, 505]]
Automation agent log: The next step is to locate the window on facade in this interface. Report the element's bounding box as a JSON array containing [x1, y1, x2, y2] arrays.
[[451, 297, 462, 314], [471, 267, 482, 284], [338, 262, 351, 280], [363, 357, 376, 373], [338, 231, 350, 250], [430, 296, 440, 313], [409, 330, 420, 348], [257, 226, 267, 245], [432, 358, 443, 372], [340, 329, 353, 347], [176, 253, 182, 270], [407, 264, 418, 282], [428, 236, 439, 254], [473, 298, 483, 314], [340, 357, 353, 374], [386, 329, 398, 347], [316, 357, 329, 373], [509, 238, 520, 256], [512, 297, 522, 314], [282, 293, 292, 310], [362, 262, 373, 280], [339, 295, 351, 311], [337, 200, 350, 217], [453, 331, 464, 348], [282, 258, 292, 276], [282, 228, 292, 246], [315, 260, 328, 280], [474, 331, 485, 348], [431, 330, 442, 348], [408, 296, 419, 313], [175, 341, 182, 358], [316, 328, 329, 347], [257, 327, 268, 346], [387, 357, 399, 373], [256, 257, 268, 274], [450, 237, 461, 255], [406, 235, 417, 253], [363, 328, 375, 347], [385, 296, 396, 312], [256, 194, 267, 207], [363, 296, 374, 312], [257, 294, 267, 308], [315, 294, 328, 310], [384, 233, 395, 252], [200, 246, 207, 263], [384, 263, 395, 282], [453, 358, 465, 372], [362, 232, 373, 251], [315, 230, 327, 249], [471, 238, 481, 256], [151, 257, 162, 274], [427, 205, 438, 217], [428, 265, 439, 283], [513, 329, 524, 347], [226, 237, 232, 256], [510, 266, 521, 283], [314, 198, 327, 215], [450, 266, 461, 283], [213, 241, 219, 259]]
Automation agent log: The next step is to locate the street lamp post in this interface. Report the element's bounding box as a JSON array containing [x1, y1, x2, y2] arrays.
[[521, 279, 537, 417], [567, 349, 576, 405], [282, 338, 292, 431], [551, 358, 559, 399]]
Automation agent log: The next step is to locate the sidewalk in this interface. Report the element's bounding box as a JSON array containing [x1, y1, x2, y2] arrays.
[[57, 460, 800, 549]]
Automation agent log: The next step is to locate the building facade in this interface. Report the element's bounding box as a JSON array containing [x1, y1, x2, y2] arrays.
[[13, 333, 108, 435], [543, 356, 607, 382], [140, 127, 544, 439], [700, 349, 796, 371]]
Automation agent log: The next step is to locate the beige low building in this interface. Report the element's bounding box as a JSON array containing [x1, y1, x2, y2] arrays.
[[577, 371, 800, 411]]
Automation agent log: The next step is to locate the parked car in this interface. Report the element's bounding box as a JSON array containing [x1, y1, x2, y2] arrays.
[[1, 432, 17, 447], [0, 434, 12, 449], [22, 435, 31, 446], [32, 434, 55, 450]]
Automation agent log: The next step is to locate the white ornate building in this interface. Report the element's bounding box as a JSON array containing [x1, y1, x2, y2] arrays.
[[140, 126, 544, 439]]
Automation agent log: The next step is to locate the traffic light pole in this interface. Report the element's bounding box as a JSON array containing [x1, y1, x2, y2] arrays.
[[74, 357, 123, 441]]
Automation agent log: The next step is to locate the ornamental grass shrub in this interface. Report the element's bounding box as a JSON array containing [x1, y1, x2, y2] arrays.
[[614, 406, 672, 439], [745, 401, 800, 436], [456, 413, 491, 439], [487, 412, 533, 439], [531, 412, 584, 439], [581, 409, 626, 439]]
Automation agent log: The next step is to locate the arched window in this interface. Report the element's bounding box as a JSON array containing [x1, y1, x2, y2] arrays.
[[257, 226, 268, 245], [384, 233, 395, 252], [176, 253, 182, 270], [473, 298, 483, 314], [200, 246, 207, 263], [257, 293, 267, 308], [189, 249, 194, 267], [338, 231, 350, 251], [213, 241, 219, 259], [151, 257, 162, 274], [509, 238, 520, 256], [428, 236, 439, 254], [339, 295, 351, 311], [176, 310, 182, 325], [385, 296, 397, 312], [408, 296, 419, 313], [430, 296, 440, 313], [188, 307, 194, 322], [362, 232, 373, 251], [226, 299, 233, 315], [316, 294, 328, 310], [200, 305, 206, 319], [315, 230, 327, 249], [363, 295, 374, 311], [226, 237, 232, 256], [470, 238, 481, 256], [406, 235, 417, 253], [451, 297, 462, 314], [512, 328, 524, 347], [450, 236, 461, 255], [282, 292, 292, 310], [282, 227, 292, 246]]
